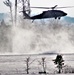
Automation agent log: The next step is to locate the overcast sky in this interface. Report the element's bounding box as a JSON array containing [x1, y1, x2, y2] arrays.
[[0, 0, 74, 17]]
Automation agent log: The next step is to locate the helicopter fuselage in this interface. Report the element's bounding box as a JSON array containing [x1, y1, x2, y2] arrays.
[[30, 10, 67, 19]]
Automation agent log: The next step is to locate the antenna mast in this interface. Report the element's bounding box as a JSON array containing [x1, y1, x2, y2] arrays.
[[22, 0, 31, 16], [15, 0, 17, 25], [14, 0, 30, 25]]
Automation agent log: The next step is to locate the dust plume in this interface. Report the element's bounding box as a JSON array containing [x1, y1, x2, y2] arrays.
[[0, 19, 74, 54]]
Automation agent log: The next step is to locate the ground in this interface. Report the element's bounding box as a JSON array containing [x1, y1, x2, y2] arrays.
[[0, 54, 74, 75]]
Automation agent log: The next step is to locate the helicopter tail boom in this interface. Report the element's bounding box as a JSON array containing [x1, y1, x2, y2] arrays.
[[22, 11, 31, 19]]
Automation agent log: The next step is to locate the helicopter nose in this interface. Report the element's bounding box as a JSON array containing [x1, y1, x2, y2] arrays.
[[64, 12, 67, 16]]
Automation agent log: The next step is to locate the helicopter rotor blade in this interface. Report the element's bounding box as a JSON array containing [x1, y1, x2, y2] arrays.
[[31, 6, 51, 9], [56, 6, 74, 9], [31, 5, 58, 9], [31, 6, 74, 9]]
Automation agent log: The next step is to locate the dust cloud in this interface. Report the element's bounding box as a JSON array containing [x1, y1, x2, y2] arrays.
[[0, 19, 74, 54]]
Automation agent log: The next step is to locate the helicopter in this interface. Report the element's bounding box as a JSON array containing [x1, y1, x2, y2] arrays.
[[22, 5, 74, 20]]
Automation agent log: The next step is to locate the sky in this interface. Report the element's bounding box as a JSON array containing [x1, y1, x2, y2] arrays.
[[0, 0, 74, 17]]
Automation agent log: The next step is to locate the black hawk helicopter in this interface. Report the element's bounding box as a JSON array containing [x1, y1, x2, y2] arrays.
[[22, 5, 74, 20]]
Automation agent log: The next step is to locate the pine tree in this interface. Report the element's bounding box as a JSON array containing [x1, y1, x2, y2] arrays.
[[53, 54, 64, 73]]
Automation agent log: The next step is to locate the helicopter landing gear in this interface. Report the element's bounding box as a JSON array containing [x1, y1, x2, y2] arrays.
[[55, 17, 57, 19], [58, 17, 61, 19], [54, 17, 61, 20]]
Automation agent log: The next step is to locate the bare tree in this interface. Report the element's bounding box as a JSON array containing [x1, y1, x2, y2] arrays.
[[38, 57, 47, 74], [3, 0, 13, 25], [24, 57, 36, 74], [25, 57, 30, 74]]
